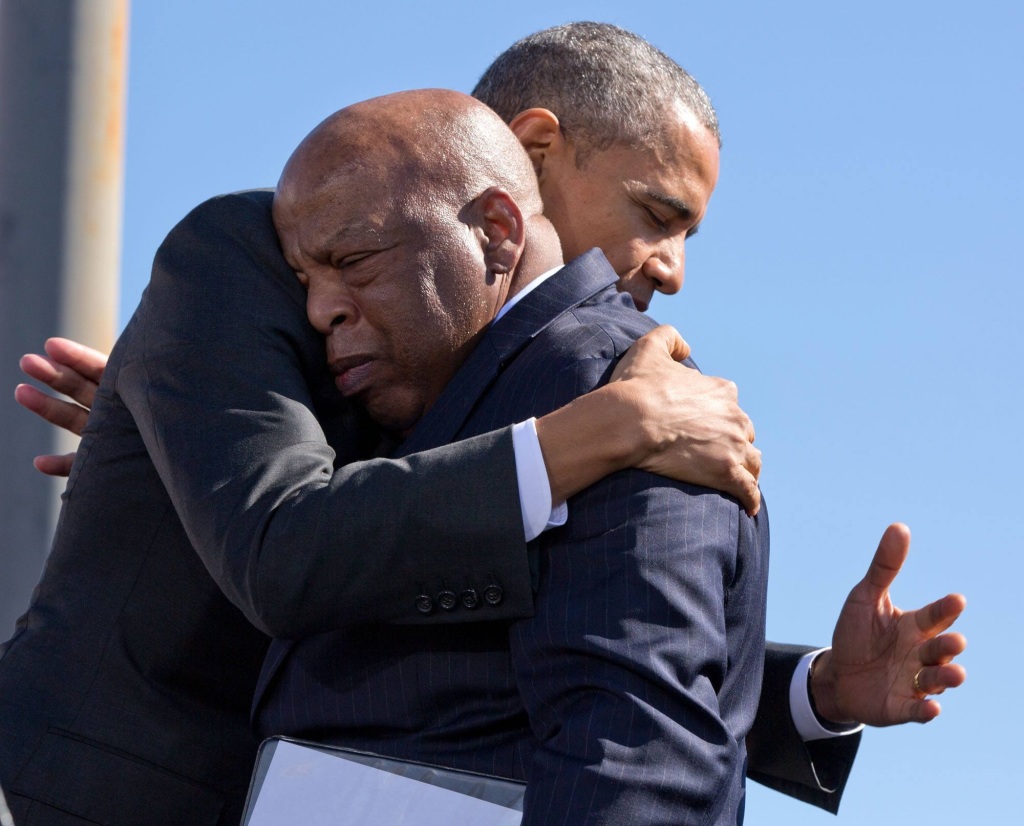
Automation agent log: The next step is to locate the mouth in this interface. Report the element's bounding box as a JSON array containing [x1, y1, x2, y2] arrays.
[[329, 354, 375, 397]]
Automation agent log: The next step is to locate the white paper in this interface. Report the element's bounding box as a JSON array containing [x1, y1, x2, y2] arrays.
[[244, 740, 523, 825]]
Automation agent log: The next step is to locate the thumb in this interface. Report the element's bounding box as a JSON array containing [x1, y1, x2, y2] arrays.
[[645, 324, 691, 362], [861, 522, 911, 598], [609, 325, 691, 384]]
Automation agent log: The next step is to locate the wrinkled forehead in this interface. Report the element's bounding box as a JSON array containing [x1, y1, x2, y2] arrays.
[[273, 158, 442, 274], [277, 151, 398, 225]]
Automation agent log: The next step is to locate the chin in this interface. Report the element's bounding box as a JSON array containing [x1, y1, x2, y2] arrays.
[[365, 400, 422, 439]]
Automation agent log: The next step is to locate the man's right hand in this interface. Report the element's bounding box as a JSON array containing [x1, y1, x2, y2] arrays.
[[609, 325, 762, 514], [536, 324, 762, 515], [15, 337, 108, 476]]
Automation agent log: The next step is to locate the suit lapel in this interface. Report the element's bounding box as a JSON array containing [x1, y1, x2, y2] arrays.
[[395, 249, 619, 457]]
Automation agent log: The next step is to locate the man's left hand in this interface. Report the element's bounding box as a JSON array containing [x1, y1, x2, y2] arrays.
[[810, 523, 967, 726]]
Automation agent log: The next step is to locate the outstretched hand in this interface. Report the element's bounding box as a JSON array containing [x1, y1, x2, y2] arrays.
[[811, 523, 967, 727], [14, 337, 108, 476], [609, 325, 762, 515]]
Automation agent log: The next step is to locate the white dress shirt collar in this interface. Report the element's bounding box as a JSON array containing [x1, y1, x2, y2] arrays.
[[493, 265, 564, 324]]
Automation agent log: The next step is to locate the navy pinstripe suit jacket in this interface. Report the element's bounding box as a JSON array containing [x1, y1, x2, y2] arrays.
[[255, 250, 770, 825]]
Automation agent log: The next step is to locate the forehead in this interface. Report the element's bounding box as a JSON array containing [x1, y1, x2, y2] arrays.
[[589, 106, 720, 193], [274, 164, 410, 260], [282, 149, 419, 218], [658, 100, 720, 161], [295, 155, 391, 210]]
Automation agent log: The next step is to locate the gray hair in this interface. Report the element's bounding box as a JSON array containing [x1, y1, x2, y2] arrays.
[[472, 22, 720, 163]]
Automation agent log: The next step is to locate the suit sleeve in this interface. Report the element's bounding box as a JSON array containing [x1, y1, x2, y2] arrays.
[[508, 357, 769, 826], [117, 192, 533, 638], [746, 642, 862, 813]]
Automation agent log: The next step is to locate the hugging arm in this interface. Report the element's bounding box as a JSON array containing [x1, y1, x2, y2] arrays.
[[18, 331, 762, 513], [15, 337, 106, 476], [109, 192, 532, 637], [101, 191, 758, 640]]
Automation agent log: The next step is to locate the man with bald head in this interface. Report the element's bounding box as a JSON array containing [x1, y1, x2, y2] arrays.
[[256, 88, 768, 826], [272, 90, 564, 438]]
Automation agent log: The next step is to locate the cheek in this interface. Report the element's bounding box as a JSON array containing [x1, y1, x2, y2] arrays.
[[425, 249, 496, 345], [601, 235, 648, 278], [375, 242, 493, 393], [380, 275, 466, 379], [563, 210, 618, 261]]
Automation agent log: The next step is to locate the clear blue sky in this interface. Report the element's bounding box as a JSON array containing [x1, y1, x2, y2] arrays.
[[117, 2, 1021, 822]]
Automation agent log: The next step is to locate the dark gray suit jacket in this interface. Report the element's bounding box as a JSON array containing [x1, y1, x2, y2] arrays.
[[748, 644, 861, 812], [255, 251, 770, 824], [0, 191, 533, 826]]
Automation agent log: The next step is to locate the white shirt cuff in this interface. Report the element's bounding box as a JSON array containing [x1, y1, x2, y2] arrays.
[[511, 418, 568, 542], [790, 649, 866, 742]]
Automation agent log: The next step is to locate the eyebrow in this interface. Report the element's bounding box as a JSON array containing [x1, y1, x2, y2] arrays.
[[310, 222, 383, 259], [643, 189, 696, 223], [640, 187, 702, 238]]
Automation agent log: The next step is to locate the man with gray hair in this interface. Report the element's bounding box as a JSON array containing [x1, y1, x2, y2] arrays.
[[475, 21, 721, 149], [474, 21, 720, 310], [471, 22, 967, 809]]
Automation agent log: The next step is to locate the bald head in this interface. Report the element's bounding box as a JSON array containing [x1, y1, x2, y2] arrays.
[[273, 89, 562, 435], [277, 89, 543, 227]]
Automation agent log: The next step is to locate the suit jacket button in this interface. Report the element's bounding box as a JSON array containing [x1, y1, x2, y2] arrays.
[[415, 594, 434, 615], [460, 588, 480, 610], [483, 584, 504, 606], [438, 590, 458, 611]]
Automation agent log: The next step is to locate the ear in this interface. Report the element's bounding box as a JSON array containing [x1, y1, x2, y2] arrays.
[[507, 108, 566, 181], [474, 187, 526, 277]]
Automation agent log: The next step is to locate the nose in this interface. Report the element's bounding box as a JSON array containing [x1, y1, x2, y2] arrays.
[[642, 235, 685, 296], [306, 274, 357, 335]]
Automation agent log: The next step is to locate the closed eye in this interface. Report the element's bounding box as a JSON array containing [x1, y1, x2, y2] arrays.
[[642, 204, 669, 232], [331, 241, 398, 271], [332, 250, 374, 269]]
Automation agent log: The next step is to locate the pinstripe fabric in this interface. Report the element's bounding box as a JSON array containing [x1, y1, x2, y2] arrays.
[[255, 250, 769, 825]]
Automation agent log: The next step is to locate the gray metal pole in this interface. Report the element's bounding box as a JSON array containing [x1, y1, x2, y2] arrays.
[[0, 0, 128, 641]]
